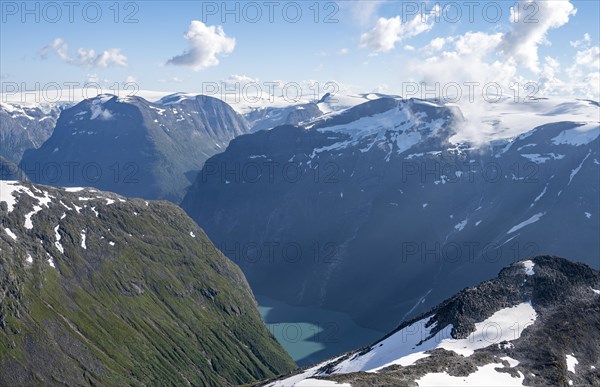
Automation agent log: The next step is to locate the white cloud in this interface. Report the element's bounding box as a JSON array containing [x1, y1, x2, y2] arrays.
[[125, 75, 137, 83], [570, 33, 591, 48], [360, 6, 440, 54], [404, 45, 415, 51], [39, 38, 127, 68], [167, 20, 235, 71], [573, 46, 600, 69], [412, 32, 515, 90], [502, 0, 576, 73]]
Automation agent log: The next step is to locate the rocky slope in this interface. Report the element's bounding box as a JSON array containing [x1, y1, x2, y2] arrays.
[[0, 180, 294, 385], [181, 97, 599, 333], [264, 256, 600, 386], [0, 102, 64, 164], [0, 157, 28, 181], [19, 94, 249, 202]]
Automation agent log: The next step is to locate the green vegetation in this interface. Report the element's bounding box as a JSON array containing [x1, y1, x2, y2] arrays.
[[0, 183, 295, 386]]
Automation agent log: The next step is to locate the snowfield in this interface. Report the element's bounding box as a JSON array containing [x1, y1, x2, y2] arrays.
[[273, 302, 537, 385]]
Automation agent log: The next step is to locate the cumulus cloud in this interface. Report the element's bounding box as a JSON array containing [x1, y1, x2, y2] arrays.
[[39, 38, 127, 68], [502, 0, 576, 73], [360, 5, 440, 54], [167, 20, 236, 71], [411, 32, 514, 90]]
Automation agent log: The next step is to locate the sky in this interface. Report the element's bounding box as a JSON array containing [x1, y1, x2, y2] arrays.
[[1, 0, 599, 104]]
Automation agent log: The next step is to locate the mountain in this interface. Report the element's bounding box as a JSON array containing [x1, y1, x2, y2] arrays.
[[181, 97, 600, 333], [0, 180, 295, 385], [0, 156, 28, 181], [19, 94, 249, 202], [0, 102, 64, 164], [265, 256, 600, 386], [245, 102, 323, 132], [242, 92, 398, 132]]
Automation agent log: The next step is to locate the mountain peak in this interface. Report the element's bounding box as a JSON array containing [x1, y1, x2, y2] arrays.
[[267, 256, 599, 386]]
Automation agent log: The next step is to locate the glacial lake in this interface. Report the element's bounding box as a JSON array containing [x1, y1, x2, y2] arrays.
[[257, 295, 384, 366]]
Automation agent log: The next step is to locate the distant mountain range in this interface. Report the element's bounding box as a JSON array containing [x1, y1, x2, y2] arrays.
[[0, 102, 65, 164], [0, 180, 294, 385], [18, 94, 249, 202], [181, 96, 600, 332], [265, 256, 600, 386]]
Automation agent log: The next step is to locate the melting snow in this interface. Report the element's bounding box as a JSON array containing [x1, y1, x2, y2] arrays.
[[566, 354, 578, 373], [80, 230, 87, 249], [328, 302, 536, 376], [436, 302, 537, 357], [521, 260, 535, 276], [295, 380, 350, 387], [521, 153, 565, 163], [551, 124, 600, 146], [415, 361, 525, 386], [23, 190, 52, 229], [54, 225, 64, 254], [508, 213, 545, 234], [4, 228, 17, 240], [454, 219, 468, 231], [530, 185, 548, 207], [568, 150, 592, 185], [0, 181, 25, 212]]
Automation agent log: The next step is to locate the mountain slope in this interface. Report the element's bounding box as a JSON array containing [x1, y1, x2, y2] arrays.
[[0, 181, 294, 385], [265, 256, 600, 386], [0, 157, 28, 181], [0, 102, 64, 164], [181, 97, 599, 333], [19, 94, 249, 202]]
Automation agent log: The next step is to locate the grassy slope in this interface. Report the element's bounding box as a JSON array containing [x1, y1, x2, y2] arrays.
[[0, 183, 295, 386]]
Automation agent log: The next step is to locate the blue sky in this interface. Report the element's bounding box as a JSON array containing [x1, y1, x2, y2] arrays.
[[1, 0, 598, 100]]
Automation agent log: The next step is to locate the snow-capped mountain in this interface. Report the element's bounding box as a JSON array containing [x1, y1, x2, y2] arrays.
[[19, 94, 249, 202], [0, 180, 294, 385], [0, 102, 67, 164], [243, 92, 397, 132], [181, 96, 599, 333], [265, 256, 600, 386]]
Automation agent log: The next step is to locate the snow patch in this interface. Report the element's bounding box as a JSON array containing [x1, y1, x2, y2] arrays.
[[521, 260, 535, 276], [551, 124, 599, 146], [454, 219, 468, 231], [415, 361, 525, 386], [4, 228, 17, 240], [566, 354, 578, 373], [508, 213, 545, 234], [54, 225, 64, 254], [80, 230, 87, 249]]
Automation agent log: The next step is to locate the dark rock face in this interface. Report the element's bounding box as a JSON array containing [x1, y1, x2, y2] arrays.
[[264, 256, 600, 387], [0, 181, 295, 386], [182, 97, 600, 332], [19, 94, 249, 202], [0, 102, 64, 164]]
